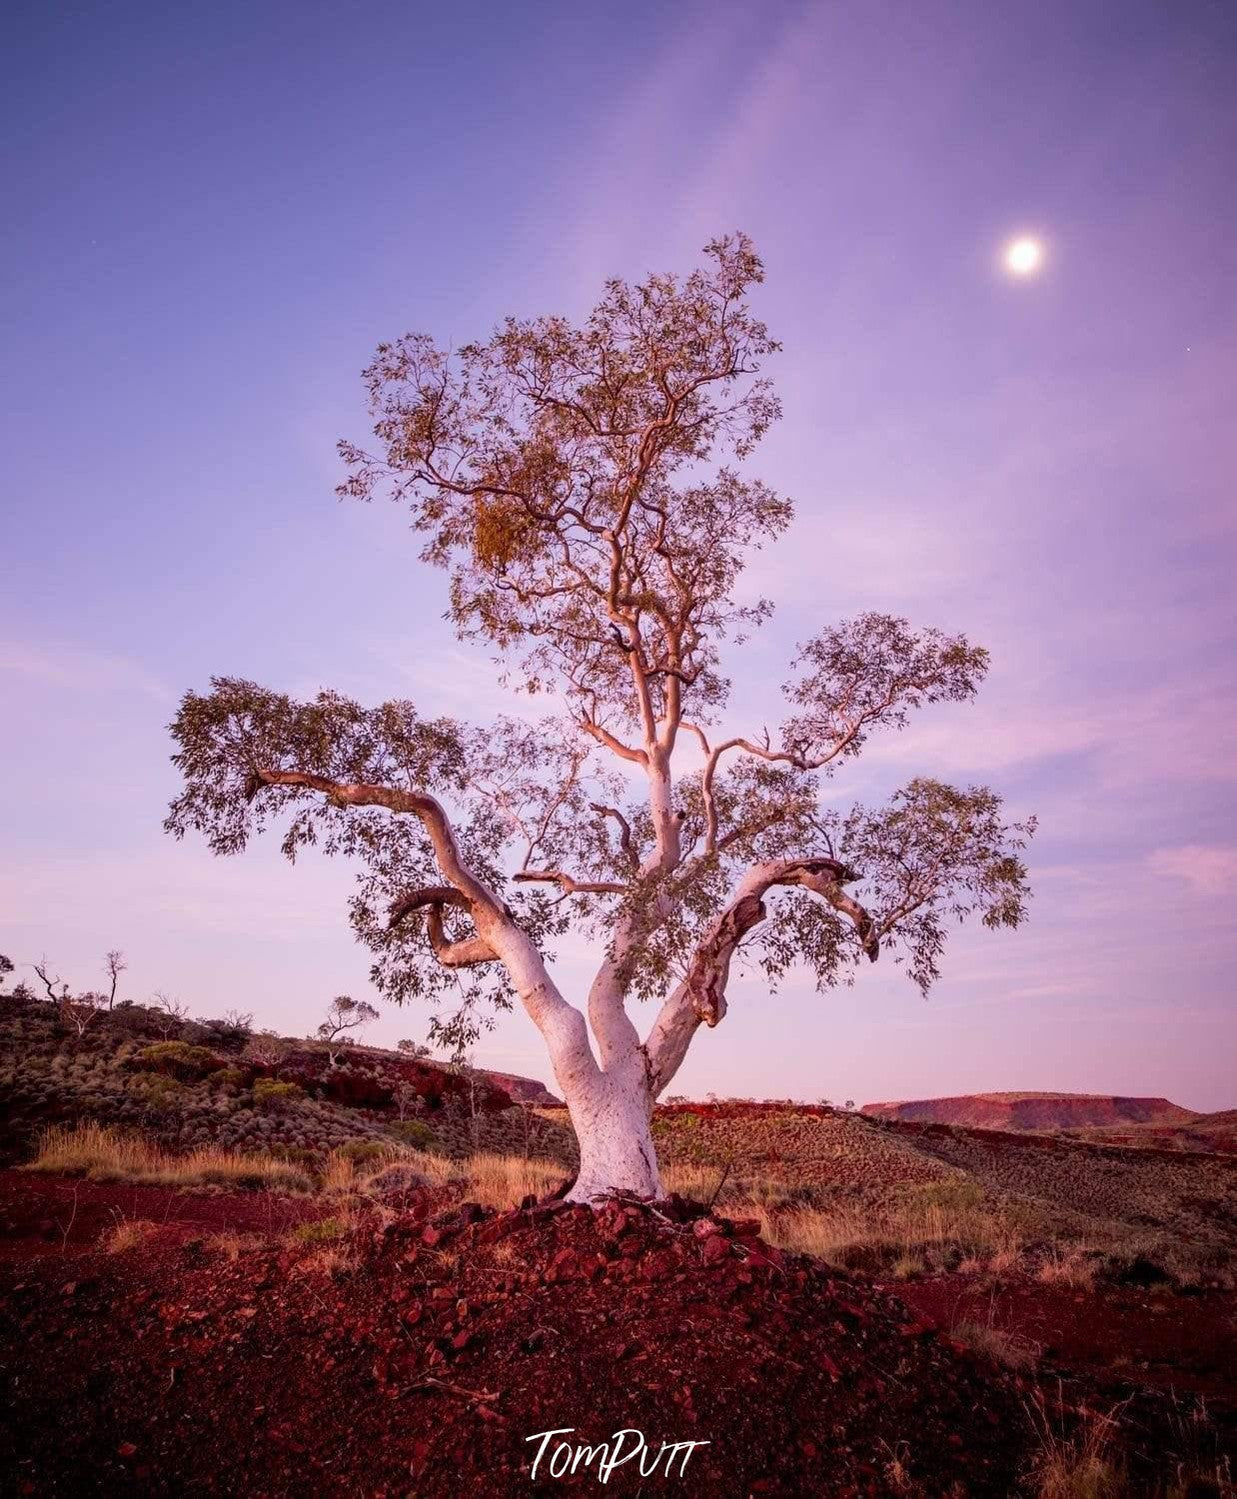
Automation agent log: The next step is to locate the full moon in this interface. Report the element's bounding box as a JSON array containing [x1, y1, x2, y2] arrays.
[[1004, 236, 1044, 276]]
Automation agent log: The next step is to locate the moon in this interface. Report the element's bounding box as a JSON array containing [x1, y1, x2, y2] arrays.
[[1004, 236, 1044, 277]]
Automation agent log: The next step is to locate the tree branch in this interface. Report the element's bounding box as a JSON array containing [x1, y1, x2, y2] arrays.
[[643, 855, 878, 1095], [513, 870, 626, 896], [388, 886, 500, 968], [249, 768, 600, 1084]]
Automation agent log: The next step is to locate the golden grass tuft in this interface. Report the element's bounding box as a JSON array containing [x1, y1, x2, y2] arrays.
[[27, 1122, 313, 1193], [457, 1152, 563, 1209], [952, 1316, 1041, 1372], [205, 1230, 264, 1261], [100, 1219, 159, 1253], [1037, 1247, 1098, 1289], [712, 1181, 1022, 1276], [1026, 1404, 1127, 1498]]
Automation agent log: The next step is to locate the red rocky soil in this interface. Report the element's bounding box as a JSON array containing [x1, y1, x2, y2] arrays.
[[0, 1171, 1032, 1497], [895, 1274, 1237, 1406]]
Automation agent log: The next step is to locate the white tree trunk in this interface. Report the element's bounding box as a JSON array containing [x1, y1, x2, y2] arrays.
[[561, 1060, 661, 1203]]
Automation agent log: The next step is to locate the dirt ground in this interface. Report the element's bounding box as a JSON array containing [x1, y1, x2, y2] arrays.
[[0, 1169, 1232, 1497]]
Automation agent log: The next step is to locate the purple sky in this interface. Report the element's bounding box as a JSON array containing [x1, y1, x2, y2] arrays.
[[3, 1, 1234, 1108]]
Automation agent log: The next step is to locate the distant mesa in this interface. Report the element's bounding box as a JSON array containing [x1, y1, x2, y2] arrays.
[[859, 1092, 1199, 1131]]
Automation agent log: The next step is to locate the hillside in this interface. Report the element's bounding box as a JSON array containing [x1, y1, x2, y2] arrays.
[[476, 1067, 560, 1106], [861, 1092, 1200, 1131], [0, 990, 574, 1169], [1, 993, 1234, 1491]]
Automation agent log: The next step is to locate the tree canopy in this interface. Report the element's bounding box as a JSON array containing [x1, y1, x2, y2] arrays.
[[166, 234, 1033, 1087]]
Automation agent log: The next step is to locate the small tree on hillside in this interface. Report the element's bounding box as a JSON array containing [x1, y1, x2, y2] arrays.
[[60, 990, 103, 1039], [151, 990, 191, 1039], [316, 995, 380, 1065], [33, 958, 70, 1005], [166, 235, 1034, 1202]]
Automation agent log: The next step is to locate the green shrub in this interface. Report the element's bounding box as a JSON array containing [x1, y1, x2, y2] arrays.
[[334, 1139, 387, 1163], [210, 1066, 248, 1089], [253, 1078, 304, 1110], [387, 1119, 436, 1150], [130, 1074, 186, 1112], [134, 1041, 223, 1081]]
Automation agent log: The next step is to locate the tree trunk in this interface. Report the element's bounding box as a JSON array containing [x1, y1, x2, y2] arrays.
[[561, 1062, 661, 1203]]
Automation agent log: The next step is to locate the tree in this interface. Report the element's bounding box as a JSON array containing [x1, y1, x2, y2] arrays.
[[0, 954, 13, 992], [104, 949, 127, 1009], [165, 235, 1034, 1203], [316, 994, 379, 1065], [59, 990, 103, 1039], [397, 1038, 432, 1059], [32, 958, 70, 1004], [151, 990, 191, 1039]]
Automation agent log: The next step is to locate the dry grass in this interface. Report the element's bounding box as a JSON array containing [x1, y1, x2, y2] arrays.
[[100, 1219, 159, 1253], [711, 1182, 1024, 1276], [951, 1316, 1040, 1372], [291, 1243, 359, 1278], [355, 1147, 561, 1211], [1026, 1404, 1127, 1499], [1037, 1247, 1098, 1289], [205, 1230, 264, 1261], [455, 1152, 563, 1209], [27, 1122, 313, 1193]]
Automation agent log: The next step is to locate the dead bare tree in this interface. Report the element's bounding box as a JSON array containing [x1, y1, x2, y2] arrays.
[[33, 958, 70, 1005], [104, 950, 127, 1009], [151, 990, 191, 1039], [166, 235, 1034, 1201]]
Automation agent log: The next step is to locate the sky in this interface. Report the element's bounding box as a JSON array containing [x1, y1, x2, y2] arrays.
[[2, 0, 1234, 1109]]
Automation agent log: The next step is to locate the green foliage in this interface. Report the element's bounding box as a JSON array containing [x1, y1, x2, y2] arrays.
[[253, 1079, 304, 1110], [130, 1073, 186, 1112], [335, 1139, 388, 1163], [386, 1119, 435, 1150], [210, 1066, 249, 1089], [134, 1041, 222, 1081], [163, 236, 1035, 1064]]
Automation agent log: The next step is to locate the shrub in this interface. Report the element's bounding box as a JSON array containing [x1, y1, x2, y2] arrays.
[[210, 1066, 249, 1089], [134, 1041, 223, 1081], [335, 1139, 388, 1163], [387, 1119, 436, 1150], [194, 1014, 252, 1053], [253, 1079, 304, 1110], [131, 1074, 187, 1113], [322, 1067, 393, 1109]]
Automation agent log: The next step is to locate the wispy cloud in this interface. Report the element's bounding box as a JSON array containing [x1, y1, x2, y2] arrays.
[[1147, 844, 1237, 897], [0, 641, 172, 703]]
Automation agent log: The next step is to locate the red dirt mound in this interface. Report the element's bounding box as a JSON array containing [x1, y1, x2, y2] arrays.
[[0, 1182, 1031, 1496], [861, 1092, 1199, 1130]]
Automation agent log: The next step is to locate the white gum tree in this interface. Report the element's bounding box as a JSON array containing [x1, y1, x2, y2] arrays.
[[166, 236, 1034, 1202]]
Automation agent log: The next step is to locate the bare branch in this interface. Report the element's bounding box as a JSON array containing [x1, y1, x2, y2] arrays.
[[513, 870, 625, 896]]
